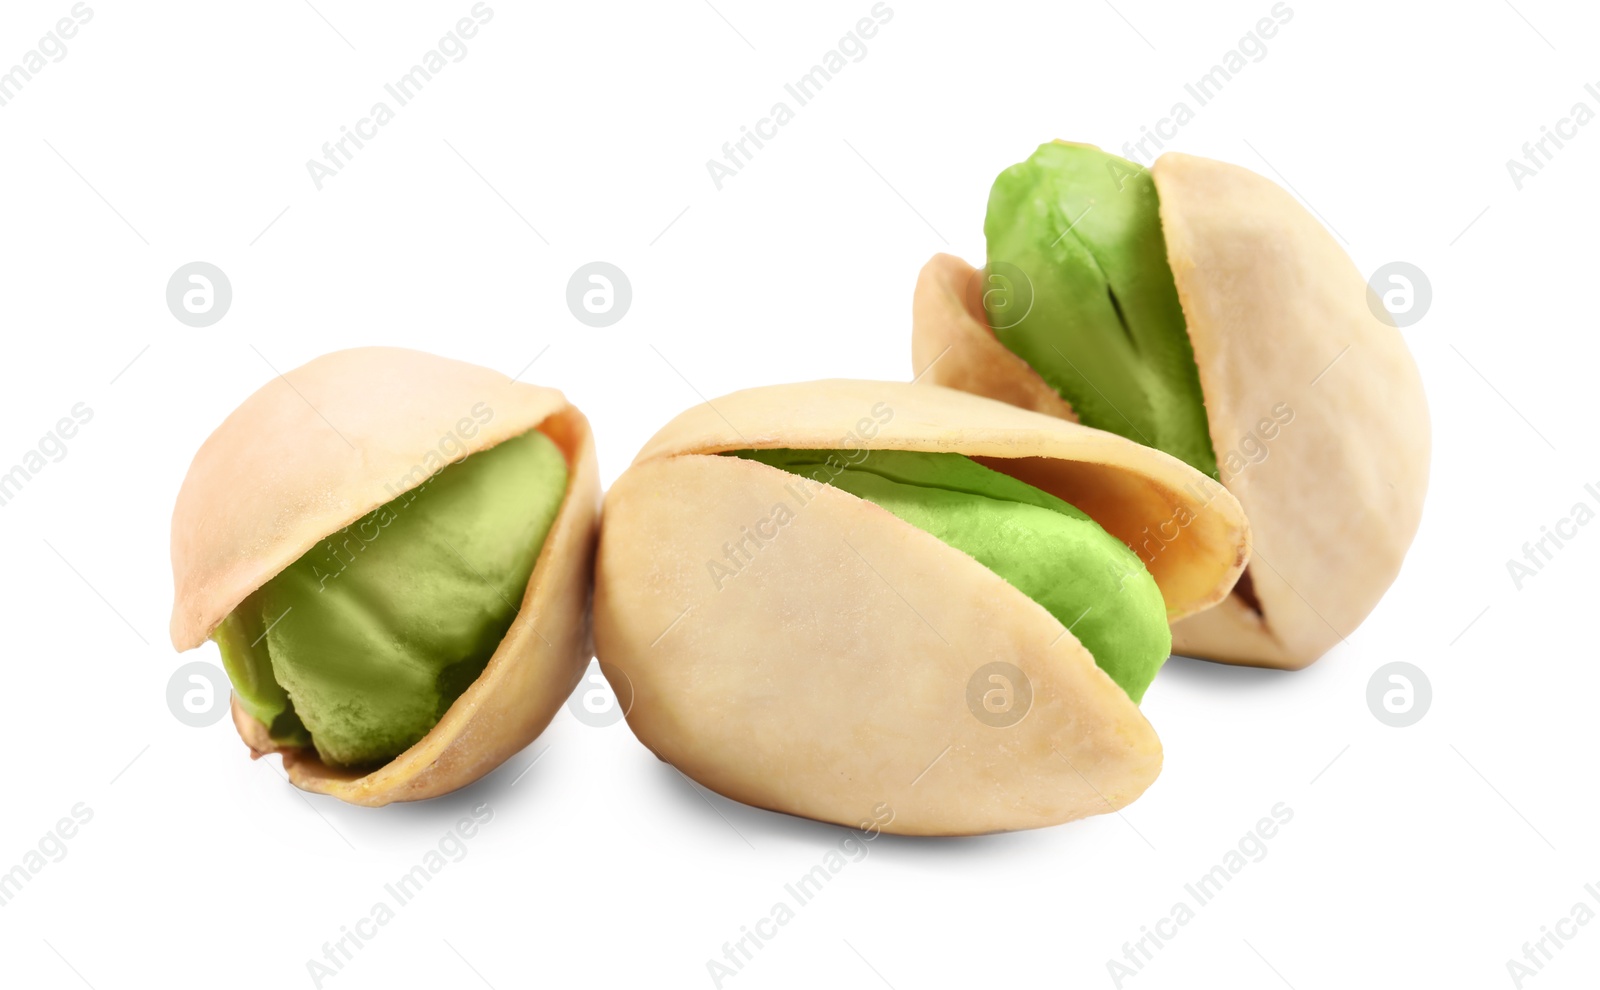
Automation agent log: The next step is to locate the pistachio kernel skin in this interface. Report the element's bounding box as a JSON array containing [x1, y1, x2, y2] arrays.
[[216, 428, 568, 769]]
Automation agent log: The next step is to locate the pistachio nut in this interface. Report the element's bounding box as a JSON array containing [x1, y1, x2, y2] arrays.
[[169, 347, 599, 806], [912, 141, 1429, 670], [593, 380, 1248, 835]]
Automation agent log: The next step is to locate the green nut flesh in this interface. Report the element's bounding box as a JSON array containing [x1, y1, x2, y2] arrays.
[[984, 142, 1219, 478], [731, 449, 1171, 702], [215, 429, 569, 769]]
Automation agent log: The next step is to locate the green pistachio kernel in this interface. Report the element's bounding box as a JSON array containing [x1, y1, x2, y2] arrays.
[[215, 428, 568, 769], [984, 141, 1218, 478], [731, 448, 1170, 702]]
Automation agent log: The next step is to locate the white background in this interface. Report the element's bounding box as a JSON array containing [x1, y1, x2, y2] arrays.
[[1, 1, 1595, 987]]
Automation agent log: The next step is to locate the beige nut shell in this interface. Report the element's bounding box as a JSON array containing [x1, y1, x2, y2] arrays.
[[911, 151, 1430, 670], [594, 380, 1249, 835], [170, 347, 599, 806]]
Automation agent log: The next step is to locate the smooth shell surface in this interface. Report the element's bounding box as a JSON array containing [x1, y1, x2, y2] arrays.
[[171, 347, 599, 805], [910, 152, 1430, 669], [595, 381, 1249, 835], [1153, 153, 1429, 668]]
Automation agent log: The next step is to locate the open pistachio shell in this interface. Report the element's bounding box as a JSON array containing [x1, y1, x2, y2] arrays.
[[912, 151, 1430, 670], [594, 380, 1248, 835], [169, 347, 599, 806]]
